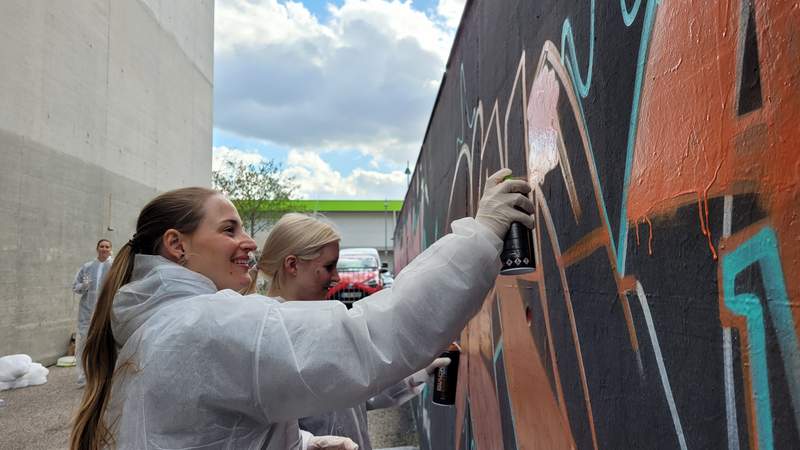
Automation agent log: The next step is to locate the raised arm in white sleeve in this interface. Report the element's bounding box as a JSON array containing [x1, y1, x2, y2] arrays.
[[253, 217, 502, 422]]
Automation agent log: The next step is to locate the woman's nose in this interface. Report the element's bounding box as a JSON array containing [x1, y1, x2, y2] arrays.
[[240, 234, 257, 251]]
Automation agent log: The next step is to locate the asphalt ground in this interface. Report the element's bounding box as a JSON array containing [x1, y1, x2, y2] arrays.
[[0, 365, 418, 450], [0, 365, 78, 450]]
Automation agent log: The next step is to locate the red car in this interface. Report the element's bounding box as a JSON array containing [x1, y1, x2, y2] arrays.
[[326, 248, 388, 307]]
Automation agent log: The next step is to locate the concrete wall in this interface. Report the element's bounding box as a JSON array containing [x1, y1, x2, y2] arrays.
[[253, 210, 398, 271], [0, 0, 214, 364], [396, 0, 800, 448]]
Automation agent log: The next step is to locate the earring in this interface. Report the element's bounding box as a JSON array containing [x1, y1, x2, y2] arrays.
[[178, 252, 187, 266]]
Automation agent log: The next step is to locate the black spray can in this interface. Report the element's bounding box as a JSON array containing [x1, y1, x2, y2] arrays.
[[500, 209, 536, 275], [432, 343, 461, 406]]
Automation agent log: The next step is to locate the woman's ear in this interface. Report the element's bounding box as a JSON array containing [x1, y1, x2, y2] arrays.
[[283, 255, 298, 276], [161, 229, 186, 262]]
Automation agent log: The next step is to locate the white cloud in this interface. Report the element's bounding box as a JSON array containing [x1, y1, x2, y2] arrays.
[[284, 150, 407, 199], [329, 0, 454, 60], [212, 146, 267, 171], [215, 0, 334, 53], [436, 0, 466, 29], [213, 145, 407, 199], [214, 0, 458, 166]]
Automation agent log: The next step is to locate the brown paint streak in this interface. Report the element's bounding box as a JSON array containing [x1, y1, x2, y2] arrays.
[[496, 282, 576, 449], [619, 276, 638, 293], [559, 227, 609, 268], [466, 296, 505, 449]]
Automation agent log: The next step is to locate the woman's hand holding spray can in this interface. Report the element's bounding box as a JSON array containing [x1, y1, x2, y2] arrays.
[[499, 174, 536, 275], [433, 173, 534, 406]]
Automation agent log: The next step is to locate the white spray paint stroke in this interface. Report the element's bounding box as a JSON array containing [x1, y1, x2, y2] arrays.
[[724, 328, 741, 450], [723, 195, 733, 239], [636, 281, 688, 450], [527, 129, 559, 185], [722, 194, 740, 450], [526, 66, 561, 186]]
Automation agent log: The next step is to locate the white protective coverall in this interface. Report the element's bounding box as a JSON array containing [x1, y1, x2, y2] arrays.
[[72, 257, 113, 382], [105, 218, 501, 449], [73, 257, 114, 333], [299, 376, 422, 450]]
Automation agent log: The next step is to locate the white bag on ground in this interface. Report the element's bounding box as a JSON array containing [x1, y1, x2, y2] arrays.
[[0, 354, 32, 382], [0, 354, 48, 391]]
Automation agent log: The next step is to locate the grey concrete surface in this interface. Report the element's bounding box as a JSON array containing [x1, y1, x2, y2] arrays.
[[368, 402, 419, 449], [0, 0, 214, 364], [0, 365, 420, 449]]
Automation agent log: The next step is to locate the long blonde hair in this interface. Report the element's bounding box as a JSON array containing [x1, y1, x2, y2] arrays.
[[250, 213, 340, 295], [70, 187, 218, 450]]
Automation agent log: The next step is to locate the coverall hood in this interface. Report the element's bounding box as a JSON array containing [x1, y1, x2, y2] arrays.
[[111, 255, 217, 347]]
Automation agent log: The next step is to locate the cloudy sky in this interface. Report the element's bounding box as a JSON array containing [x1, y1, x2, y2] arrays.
[[213, 0, 466, 200]]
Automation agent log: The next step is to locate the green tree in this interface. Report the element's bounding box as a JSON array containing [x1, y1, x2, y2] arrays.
[[212, 159, 301, 237]]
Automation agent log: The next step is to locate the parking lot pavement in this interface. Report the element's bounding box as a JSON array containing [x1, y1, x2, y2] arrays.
[[0, 365, 80, 450], [367, 402, 419, 449], [0, 365, 419, 450]]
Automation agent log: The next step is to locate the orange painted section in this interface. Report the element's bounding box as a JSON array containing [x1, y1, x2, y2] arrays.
[[628, 0, 800, 328]]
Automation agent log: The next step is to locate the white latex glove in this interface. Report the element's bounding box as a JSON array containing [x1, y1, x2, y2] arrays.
[[475, 168, 534, 239], [307, 435, 359, 450], [408, 357, 451, 387], [367, 357, 453, 410]]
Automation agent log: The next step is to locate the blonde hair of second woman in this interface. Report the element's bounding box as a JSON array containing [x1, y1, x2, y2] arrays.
[[248, 213, 340, 295]]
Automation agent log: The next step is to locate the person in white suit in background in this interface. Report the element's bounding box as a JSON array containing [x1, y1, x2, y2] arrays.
[[71, 239, 113, 386]]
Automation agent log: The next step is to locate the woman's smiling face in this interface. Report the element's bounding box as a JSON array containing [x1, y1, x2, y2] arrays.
[[181, 195, 257, 291]]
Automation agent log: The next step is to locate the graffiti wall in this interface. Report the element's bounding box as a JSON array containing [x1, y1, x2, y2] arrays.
[[394, 1, 799, 449]]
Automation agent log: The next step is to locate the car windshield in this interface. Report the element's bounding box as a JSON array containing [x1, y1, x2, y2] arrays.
[[337, 256, 379, 271]]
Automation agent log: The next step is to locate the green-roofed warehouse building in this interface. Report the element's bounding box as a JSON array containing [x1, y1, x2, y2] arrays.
[[253, 200, 403, 272]]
